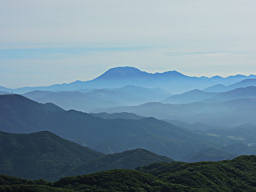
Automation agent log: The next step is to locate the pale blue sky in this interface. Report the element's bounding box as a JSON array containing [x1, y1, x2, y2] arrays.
[[1, 0, 256, 88]]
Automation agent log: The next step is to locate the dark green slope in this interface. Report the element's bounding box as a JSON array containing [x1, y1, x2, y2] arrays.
[[139, 155, 256, 192], [0, 131, 172, 181], [0, 175, 72, 192], [0, 171, 190, 192], [2, 156, 256, 192], [0, 131, 103, 180], [0, 94, 226, 161], [54, 170, 190, 192]]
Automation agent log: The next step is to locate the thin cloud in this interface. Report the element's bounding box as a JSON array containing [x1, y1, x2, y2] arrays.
[[166, 51, 248, 57]]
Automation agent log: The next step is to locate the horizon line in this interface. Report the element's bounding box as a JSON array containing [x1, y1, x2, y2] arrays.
[[1, 66, 256, 89]]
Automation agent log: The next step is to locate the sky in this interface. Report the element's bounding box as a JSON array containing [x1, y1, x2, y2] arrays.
[[1, 0, 256, 88]]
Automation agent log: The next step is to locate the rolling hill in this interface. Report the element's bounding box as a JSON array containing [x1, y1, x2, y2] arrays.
[[3, 155, 256, 191], [0, 131, 172, 181], [0, 131, 103, 180]]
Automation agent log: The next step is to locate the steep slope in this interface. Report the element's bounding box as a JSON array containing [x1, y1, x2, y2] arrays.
[[0, 131, 103, 180], [0, 131, 173, 181], [0, 94, 224, 161]]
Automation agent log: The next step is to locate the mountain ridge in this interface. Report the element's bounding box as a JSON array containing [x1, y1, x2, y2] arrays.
[[3, 66, 256, 93], [0, 94, 237, 161]]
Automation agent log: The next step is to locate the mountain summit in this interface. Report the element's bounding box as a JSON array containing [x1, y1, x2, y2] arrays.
[[6, 66, 256, 94], [95, 66, 148, 80], [95, 66, 186, 80]]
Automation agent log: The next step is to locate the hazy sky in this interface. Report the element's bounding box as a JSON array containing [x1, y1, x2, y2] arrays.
[[1, 0, 256, 88]]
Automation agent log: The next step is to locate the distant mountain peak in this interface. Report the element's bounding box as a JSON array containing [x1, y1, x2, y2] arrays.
[[158, 70, 186, 77], [95, 66, 147, 80], [108, 66, 142, 72], [95, 67, 188, 81], [103, 66, 144, 74]]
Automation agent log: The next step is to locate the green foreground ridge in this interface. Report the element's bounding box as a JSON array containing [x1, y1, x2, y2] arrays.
[[1, 155, 256, 192]]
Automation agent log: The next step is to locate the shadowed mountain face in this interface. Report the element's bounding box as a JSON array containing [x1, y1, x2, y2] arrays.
[[0, 94, 239, 161], [0, 131, 103, 180], [23, 86, 170, 112], [0, 131, 172, 181], [3, 155, 256, 192], [4, 66, 256, 94]]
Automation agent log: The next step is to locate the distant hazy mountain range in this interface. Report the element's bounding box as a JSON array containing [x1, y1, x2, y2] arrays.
[[0, 94, 246, 161], [101, 86, 256, 127], [2, 66, 256, 94], [165, 86, 256, 104], [0, 67, 244, 112], [0, 131, 172, 181], [23, 86, 170, 112], [205, 78, 256, 92], [21, 84, 256, 113], [104, 100, 256, 128]]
